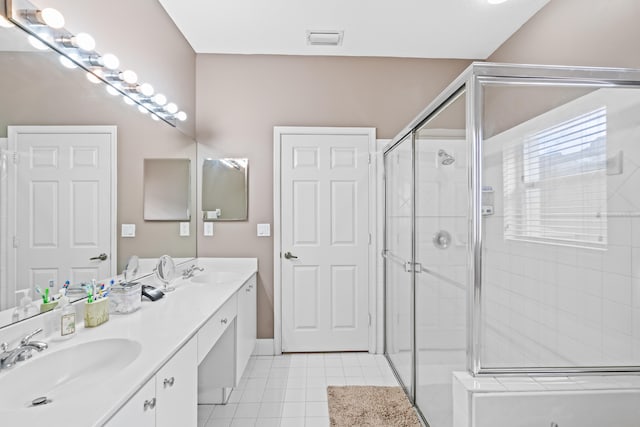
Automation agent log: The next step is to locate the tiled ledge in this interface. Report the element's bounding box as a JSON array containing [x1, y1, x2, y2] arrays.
[[454, 371, 640, 393]]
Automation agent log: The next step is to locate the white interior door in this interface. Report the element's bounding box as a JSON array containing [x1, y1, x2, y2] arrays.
[[279, 128, 373, 352], [8, 126, 116, 295]]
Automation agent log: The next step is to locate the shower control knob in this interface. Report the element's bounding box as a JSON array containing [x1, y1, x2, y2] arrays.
[[432, 230, 451, 249]]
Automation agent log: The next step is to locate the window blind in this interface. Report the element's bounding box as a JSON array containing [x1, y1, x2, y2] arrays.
[[503, 107, 607, 249]]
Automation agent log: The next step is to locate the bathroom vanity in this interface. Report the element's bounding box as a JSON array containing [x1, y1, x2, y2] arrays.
[[0, 258, 257, 427]]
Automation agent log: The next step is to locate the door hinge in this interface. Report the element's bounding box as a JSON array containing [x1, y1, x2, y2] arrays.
[[368, 153, 371, 164], [368, 233, 372, 245], [368, 313, 372, 326], [12, 151, 19, 164], [12, 236, 19, 248]]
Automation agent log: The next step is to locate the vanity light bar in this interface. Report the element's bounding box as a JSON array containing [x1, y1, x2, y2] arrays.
[[5, 0, 188, 124]]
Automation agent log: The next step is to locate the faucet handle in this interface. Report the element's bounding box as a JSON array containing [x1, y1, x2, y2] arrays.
[[0, 342, 7, 352], [21, 328, 43, 345]]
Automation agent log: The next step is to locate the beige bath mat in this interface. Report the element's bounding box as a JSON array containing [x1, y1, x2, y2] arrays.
[[327, 386, 421, 427]]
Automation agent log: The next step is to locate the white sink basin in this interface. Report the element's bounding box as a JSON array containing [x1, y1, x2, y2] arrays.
[[190, 271, 244, 285], [0, 338, 141, 410]]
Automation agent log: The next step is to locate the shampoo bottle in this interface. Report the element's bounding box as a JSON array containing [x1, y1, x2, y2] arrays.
[[52, 289, 76, 340]]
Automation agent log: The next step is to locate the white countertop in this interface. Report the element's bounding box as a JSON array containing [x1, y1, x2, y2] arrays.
[[0, 257, 257, 427]]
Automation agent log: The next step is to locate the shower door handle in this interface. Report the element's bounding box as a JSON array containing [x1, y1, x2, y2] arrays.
[[404, 261, 412, 272], [404, 261, 423, 273]]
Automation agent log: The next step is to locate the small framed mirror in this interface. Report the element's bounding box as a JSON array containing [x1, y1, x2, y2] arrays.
[[202, 158, 248, 221], [143, 159, 191, 221]]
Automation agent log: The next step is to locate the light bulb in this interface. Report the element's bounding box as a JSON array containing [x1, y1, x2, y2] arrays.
[[102, 53, 119, 70], [487, 0, 508, 3], [175, 111, 187, 122], [73, 32, 95, 51], [39, 8, 65, 29], [123, 96, 135, 106], [151, 114, 160, 121], [86, 70, 102, 84], [0, 15, 14, 28], [106, 85, 119, 96], [138, 105, 149, 114], [59, 55, 78, 69], [139, 83, 154, 97], [28, 35, 48, 50], [165, 102, 178, 114], [120, 70, 137, 84], [152, 93, 167, 106]]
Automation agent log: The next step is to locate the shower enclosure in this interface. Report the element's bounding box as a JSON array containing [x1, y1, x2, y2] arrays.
[[383, 63, 640, 427]]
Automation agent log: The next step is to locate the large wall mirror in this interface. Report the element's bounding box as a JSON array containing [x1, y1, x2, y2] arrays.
[[0, 16, 196, 327]]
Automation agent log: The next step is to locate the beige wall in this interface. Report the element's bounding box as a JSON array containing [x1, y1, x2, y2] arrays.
[[195, 54, 470, 338], [489, 0, 640, 68]]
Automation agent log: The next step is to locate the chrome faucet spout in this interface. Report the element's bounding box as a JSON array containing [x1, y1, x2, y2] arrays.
[[182, 265, 205, 279], [0, 328, 48, 370]]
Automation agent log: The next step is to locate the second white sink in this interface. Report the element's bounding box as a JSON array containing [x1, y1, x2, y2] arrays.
[[190, 272, 244, 285]]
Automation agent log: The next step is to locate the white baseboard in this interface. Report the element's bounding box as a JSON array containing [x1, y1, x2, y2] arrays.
[[252, 339, 275, 356]]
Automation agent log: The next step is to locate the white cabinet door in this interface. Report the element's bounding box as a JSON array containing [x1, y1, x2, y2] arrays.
[[236, 274, 257, 383], [105, 378, 156, 427], [156, 337, 197, 427]]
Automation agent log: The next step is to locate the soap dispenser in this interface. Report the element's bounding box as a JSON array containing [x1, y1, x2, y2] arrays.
[[51, 289, 76, 340], [12, 289, 38, 322]]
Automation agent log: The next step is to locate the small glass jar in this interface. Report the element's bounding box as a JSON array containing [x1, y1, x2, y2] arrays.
[[109, 282, 142, 314]]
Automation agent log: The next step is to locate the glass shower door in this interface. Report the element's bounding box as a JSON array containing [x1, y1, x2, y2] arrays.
[[384, 134, 414, 397], [414, 89, 468, 427]]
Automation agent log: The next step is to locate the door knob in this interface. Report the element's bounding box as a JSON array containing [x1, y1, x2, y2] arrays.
[[89, 253, 108, 261], [284, 252, 298, 259]]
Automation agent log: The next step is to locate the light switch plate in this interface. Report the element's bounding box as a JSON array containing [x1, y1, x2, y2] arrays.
[[121, 224, 136, 237], [257, 223, 271, 237], [204, 222, 214, 236], [179, 222, 190, 236]]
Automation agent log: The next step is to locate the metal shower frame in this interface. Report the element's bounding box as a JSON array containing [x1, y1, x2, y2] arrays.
[[382, 62, 640, 397]]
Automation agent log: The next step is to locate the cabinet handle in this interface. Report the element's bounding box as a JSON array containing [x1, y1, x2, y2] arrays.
[[221, 318, 228, 324], [163, 377, 175, 388], [143, 397, 156, 411]]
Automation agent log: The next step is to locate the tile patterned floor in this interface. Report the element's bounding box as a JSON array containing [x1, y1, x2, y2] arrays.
[[198, 352, 399, 427]]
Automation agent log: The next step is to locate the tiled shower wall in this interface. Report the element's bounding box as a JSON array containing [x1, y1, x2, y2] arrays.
[[415, 139, 467, 357], [481, 88, 640, 368]]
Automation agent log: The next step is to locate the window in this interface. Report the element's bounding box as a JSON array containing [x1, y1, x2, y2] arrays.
[[503, 107, 607, 249]]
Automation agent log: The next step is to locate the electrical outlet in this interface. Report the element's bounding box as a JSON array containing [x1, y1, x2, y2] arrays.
[[257, 223, 271, 237], [204, 222, 214, 236], [179, 222, 190, 236], [121, 224, 136, 237]]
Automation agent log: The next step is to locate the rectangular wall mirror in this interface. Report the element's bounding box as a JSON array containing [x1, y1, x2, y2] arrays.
[[144, 159, 191, 221], [202, 158, 248, 221]]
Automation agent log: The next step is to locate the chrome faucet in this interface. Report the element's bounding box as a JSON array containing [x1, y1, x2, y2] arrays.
[[0, 328, 48, 370], [182, 264, 204, 279]]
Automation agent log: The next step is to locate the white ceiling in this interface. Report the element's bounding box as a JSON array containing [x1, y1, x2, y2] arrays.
[[158, 0, 549, 59]]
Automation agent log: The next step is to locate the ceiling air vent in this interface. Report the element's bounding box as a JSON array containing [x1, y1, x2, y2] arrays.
[[306, 30, 343, 46]]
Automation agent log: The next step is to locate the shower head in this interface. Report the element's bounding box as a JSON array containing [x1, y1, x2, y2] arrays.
[[438, 149, 455, 166]]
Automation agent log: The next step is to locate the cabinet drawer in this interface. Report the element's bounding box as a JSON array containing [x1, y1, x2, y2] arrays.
[[197, 294, 237, 364]]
